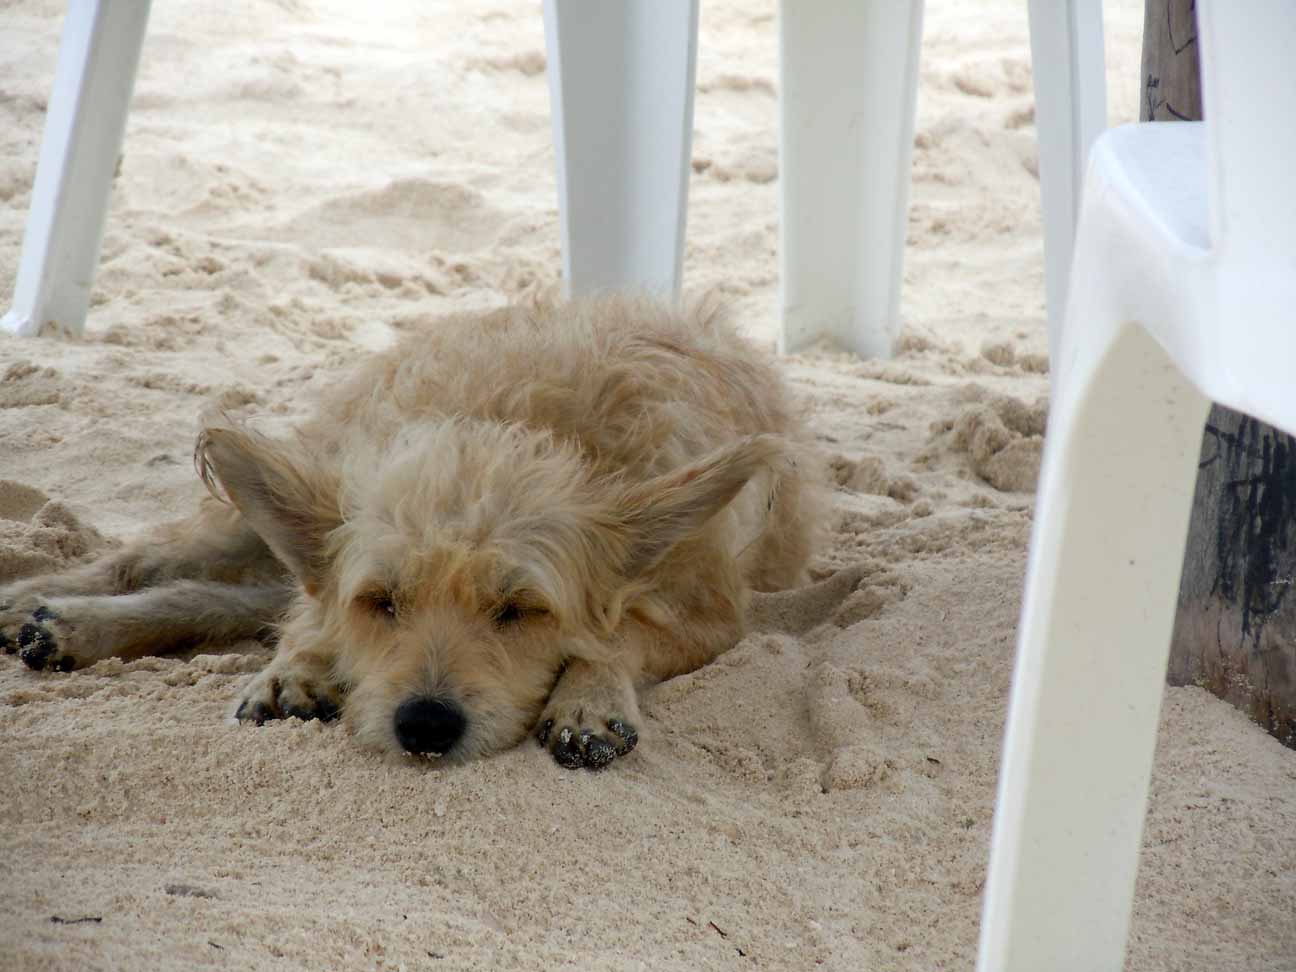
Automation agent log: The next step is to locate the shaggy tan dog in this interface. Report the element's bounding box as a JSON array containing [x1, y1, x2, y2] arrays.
[[0, 298, 822, 769]]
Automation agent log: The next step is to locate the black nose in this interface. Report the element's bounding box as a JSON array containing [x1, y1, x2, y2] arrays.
[[394, 697, 466, 756]]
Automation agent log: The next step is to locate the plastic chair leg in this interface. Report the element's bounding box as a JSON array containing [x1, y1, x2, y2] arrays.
[[1, 0, 152, 338], [976, 319, 1210, 971], [1026, 0, 1107, 351], [778, 0, 924, 358], [543, 0, 698, 302]]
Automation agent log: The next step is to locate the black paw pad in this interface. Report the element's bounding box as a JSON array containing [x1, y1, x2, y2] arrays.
[[314, 696, 341, 723], [552, 727, 584, 769], [582, 732, 618, 770], [17, 623, 57, 671]]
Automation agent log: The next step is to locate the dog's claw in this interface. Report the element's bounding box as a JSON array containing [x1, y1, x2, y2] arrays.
[[606, 718, 638, 755], [535, 718, 554, 746], [236, 699, 277, 726], [281, 695, 340, 723]]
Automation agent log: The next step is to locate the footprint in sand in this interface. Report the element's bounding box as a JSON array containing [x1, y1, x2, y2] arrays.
[[749, 566, 937, 793], [805, 662, 893, 792], [642, 564, 907, 785], [747, 562, 910, 636], [761, 568, 914, 785]]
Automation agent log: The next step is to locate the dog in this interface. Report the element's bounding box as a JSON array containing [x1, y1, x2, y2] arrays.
[[0, 297, 823, 769]]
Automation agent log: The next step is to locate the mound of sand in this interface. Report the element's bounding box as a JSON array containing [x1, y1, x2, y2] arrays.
[[0, 481, 113, 584], [1, 1, 1292, 970]]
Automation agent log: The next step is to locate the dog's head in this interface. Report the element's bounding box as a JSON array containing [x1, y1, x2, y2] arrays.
[[197, 418, 782, 762]]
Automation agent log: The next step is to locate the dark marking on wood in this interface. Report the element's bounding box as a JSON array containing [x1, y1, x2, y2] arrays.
[[1173, 408, 1296, 747], [1208, 419, 1296, 645]]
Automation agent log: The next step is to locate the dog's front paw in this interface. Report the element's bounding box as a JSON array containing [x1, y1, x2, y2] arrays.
[[535, 712, 638, 771], [4, 605, 79, 672], [235, 657, 342, 725], [533, 660, 640, 771]]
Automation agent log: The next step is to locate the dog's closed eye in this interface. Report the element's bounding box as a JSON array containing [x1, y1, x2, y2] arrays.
[[492, 600, 548, 628], [355, 591, 398, 620]]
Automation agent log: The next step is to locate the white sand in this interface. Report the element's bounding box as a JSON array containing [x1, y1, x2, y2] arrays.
[[2, 1, 1293, 969]]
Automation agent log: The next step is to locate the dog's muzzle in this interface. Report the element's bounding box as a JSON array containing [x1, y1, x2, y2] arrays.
[[394, 697, 466, 757]]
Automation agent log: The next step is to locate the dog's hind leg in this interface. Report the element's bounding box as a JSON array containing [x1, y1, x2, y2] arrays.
[[0, 498, 277, 604], [6, 580, 293, 672], [0, 499, 283, 655]]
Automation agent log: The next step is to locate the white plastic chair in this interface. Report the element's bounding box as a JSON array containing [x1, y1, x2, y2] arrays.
[[976, 2, 1296, 969], [1, 0, 151, 338], [544, 0, 1106, 357]]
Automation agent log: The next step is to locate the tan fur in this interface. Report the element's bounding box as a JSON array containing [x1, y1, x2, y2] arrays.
[[0, 297, 824, 768]]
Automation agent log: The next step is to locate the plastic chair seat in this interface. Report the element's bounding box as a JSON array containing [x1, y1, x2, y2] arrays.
[[1058, 120, 1295, 434], [1097, 123, 1210, 253]]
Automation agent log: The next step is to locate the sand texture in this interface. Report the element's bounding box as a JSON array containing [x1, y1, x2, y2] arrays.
[[2, 0, 1294, 969]]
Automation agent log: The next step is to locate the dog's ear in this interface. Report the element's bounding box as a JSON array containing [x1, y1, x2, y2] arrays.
[[195, 424, 341, 595], [616, 434, 786, 578]]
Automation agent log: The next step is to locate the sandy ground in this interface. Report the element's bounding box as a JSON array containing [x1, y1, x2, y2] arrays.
[[2, 0, 1294, 969]]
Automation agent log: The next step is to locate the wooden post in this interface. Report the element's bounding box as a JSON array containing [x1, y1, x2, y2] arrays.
[[1152, 0, 1296, 747], [1139, 0, 1201, 123], [1173, 416, 1296, 746]]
